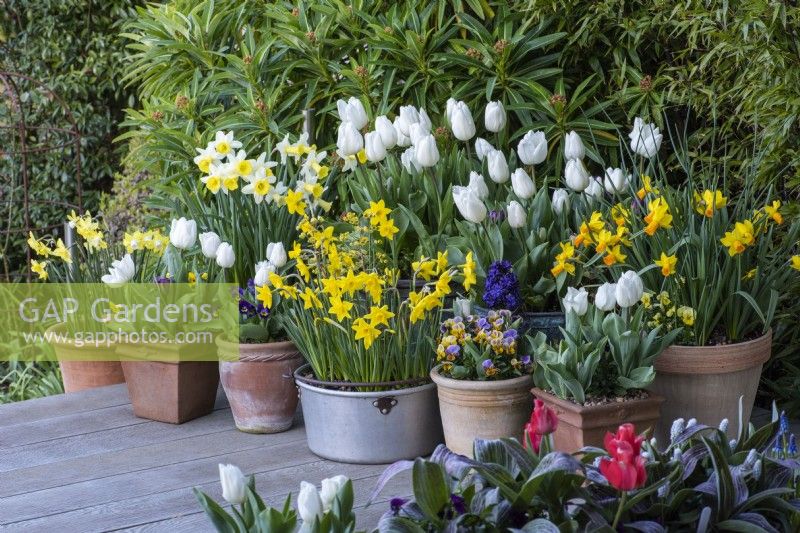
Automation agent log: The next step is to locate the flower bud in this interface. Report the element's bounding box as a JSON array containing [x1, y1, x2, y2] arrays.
[[484, 101, 506, 132], [511, 168, 535, 199], [199, 231, 221, 259], [215, 242, 235, 268], [507, 200, 526, 228], [517, 130, 547, 165], [486, 149, 509, 183]]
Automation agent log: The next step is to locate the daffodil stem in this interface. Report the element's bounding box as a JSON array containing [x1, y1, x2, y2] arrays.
[[612, 491, 627, 529]]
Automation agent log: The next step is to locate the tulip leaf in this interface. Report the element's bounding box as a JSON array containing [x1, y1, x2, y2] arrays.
[[411, 459, 449, 524]]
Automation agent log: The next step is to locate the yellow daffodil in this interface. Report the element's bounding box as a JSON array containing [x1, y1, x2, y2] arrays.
[[720, 219, 755, 256], [377, 218, 399, 239], [352, 317, 380, 349], [644, 197, 673, 236], [256, 284, 273, 309], [27, 232, 50, 257], [52, 239, 72, 264], [611, 203, 630, 226], [636, 175, 659, 200], [223, 175, 239, 192], [31, 259, 48, 280], [435, 270, 452, 296], [435, 251, 448, 274], [693, 189, 727, 218], [461, 251, 477, 292], [365, 305, 395, 327], [285, 189, 307, 215], [299, 287, 322, 309], [361, 273, 384, 303], [328, 297, 354, 322], [202, 174, 222, 194], [340, 269, 362, 296], [764, 200, 783, 224], [279, 285, 299, 300], [743, 268, 757, 280], [364, 200, 391, 224], [289, 242, 302, 260], [791, 255, 800, 271], [412, 257, 437, 280], [296, 257, 311, 281], [603, 244, 627, 266], [654, 252, 678, 277], [321, 277, 342, 297], [356, 149, 368, 165]]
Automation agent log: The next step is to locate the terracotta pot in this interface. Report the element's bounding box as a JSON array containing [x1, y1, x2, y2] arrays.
[[46, 325, 125, 393], [648, 330, 771, 443], [217, 338, 304, 434], [532, 388, 664, 453], [430, 366, 532, 457], [118, 344, 219, 424]]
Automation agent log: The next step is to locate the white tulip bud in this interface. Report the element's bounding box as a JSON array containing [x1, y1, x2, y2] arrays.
[[486, 149, 509, 183], [563, 287, 589, 316], [474, 137, 494, 161], [615, 270, 644, 308], [484, 101, 506, 132], [445, 98, 457, 123], [199, 232, 221, 259], [415, 134, 439, 167], [604, 167, 630, 194], [517, 130, 547, 165], [400, 146, 421, 174], [364, 131, 387, 162], [170, 217, 197, 250], [374, 115, 397, 149], [551, 188, 569, 215], [563, 131, 585, 160], [409, 122, 428, 147], [320, 475, 348, 511], [418, 108, 432, 132], [452, 185, 487, 224], [468, 171, 489, 200], [218, 464, 247, 505], [254, 260, 275, 287], [297, 481, 324, 525], [507, 200, 526, 228], [595, 282, 617, 311], [215, 242, 235, 269], [450, 101, 476, 141], [511, 168, 535, 199], [101, 254, 136, 285], [336, 121, 363, 156], [396, 106, 419, 136], [584, 177, 604, 199], [266, 242, 287, 268], [564, 159, 590, 191], [336, 97, 368, 130], [629, 117, 663, 159], [393, 116, 410, 147]]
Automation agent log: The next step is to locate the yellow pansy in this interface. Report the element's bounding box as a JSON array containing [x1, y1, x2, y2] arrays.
[[791, 255, 800, 271], [356, 149, 368, 164], [654, 252, 678, 277], [677, 306, 696, 326]]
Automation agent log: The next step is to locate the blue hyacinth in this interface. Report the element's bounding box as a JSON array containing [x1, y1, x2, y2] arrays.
[[483, 260, 521, 310]]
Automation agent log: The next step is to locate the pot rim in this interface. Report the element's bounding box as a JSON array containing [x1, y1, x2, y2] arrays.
[[532, 387, 664, 414], [293, 364, 432, 395], [430, 364, 533, 391], [656, 329, 772, 374], [216, 337, 301, 363]]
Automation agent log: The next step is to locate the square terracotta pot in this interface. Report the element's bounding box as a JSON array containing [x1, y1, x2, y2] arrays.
[[532, 388, 664, 453]]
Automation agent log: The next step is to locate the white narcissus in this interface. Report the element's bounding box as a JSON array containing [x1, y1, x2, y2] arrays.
[[170, 217, 197, 249], [629, 117, 663, 159], [101, 254, 135, 285], [199, 231, 221, 259], [595, 282, 617, 311], [474, 137, 494, 161], [468, 171, 490, 200], [452, 186, 487, 224], [215, 242, 235, 268], [364, 131, 387, 162], [486, 149, 509, 183], [450, 101, 476, 141], [218, 464, 246, 505], [551, 188, 570, 215], [211, 130, 242, 158], [374, 116, 397, 149], [415, 135, 440, 167], [336, 97, 368, 130], [336, 121, 363, 156], [511, 168, 535, 199], [507, 200, 526, 228], [266, 242, 287, 267], [517, 130, 548, 165], [563, 131, 585, 161], [297, 481, 324, 527], [564, 159, 590, 192], [616, 270, 644, 308], [562, 286, 589, 316], [484, 101, 506, 132], [604, 167, 630, 194]]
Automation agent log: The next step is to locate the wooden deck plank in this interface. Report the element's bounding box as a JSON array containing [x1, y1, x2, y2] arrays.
[[0, 383, 131, 426]]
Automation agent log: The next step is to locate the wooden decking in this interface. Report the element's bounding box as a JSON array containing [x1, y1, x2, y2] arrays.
[[0, 384, 407, 532]]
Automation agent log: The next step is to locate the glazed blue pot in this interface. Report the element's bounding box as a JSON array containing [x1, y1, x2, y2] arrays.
[[473, 305, 565, 341]]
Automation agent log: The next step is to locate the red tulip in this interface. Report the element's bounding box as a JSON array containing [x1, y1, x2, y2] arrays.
[[604, 423, 645, 458], [600, 423, 647, 492], [524, 399, 558, 452]]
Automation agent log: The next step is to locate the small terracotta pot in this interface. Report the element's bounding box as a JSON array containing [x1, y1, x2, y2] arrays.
[[46, 324, 125, 393], [431, 366, 532, 457], [532, 388, 664, 453], [118, 344, 219, 424], [648, 330, 771, 442], [217, 338, 304, 434]]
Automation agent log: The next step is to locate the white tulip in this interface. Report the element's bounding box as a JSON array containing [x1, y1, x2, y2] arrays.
[[396, 106, 419, 136], [595, 283, 617, 311], [254, 260, 275, 287], [454, 297, 472, 317], [336, 121, 363, 156], [511, 168, 535, 199], [517, 130, 548, 165], [199, 232, 221, 259], [474, 137, 494, 161], [450, 101, 476, 141], [563, 287, 589, 316], [374, 115, 397, 149], [101, 254, 135, 285], [468, 171, 490, 200], [215, 242, 235, 269], [415, 134, 439, 167], [484, 101, 506, 132], [486, 149, 509, 183], [320, 475, 348, 511], [418, 108, 432, 132], [297, 481, 324, 526], [564, 159, 590, 192], [551, 188, 569, 215], [453, 186, 487, 223], [409, 122, 429, 146], [507, 201, 526, 228], [393, 116, 411, 147], [266, 242, 287, 268], [336, 97, 368, 130], [584, 177, 604, 199], [615, 270, 644, 308], [218, 464, 246, 505], [400, 146, 421, 174], [604, 167, 630, 194], [563, 131, 585, 160], [364, 131, 387, 162], [445, 98, 457, 123], [629, 117, 663, 159], [170, 217, 197, 250]]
